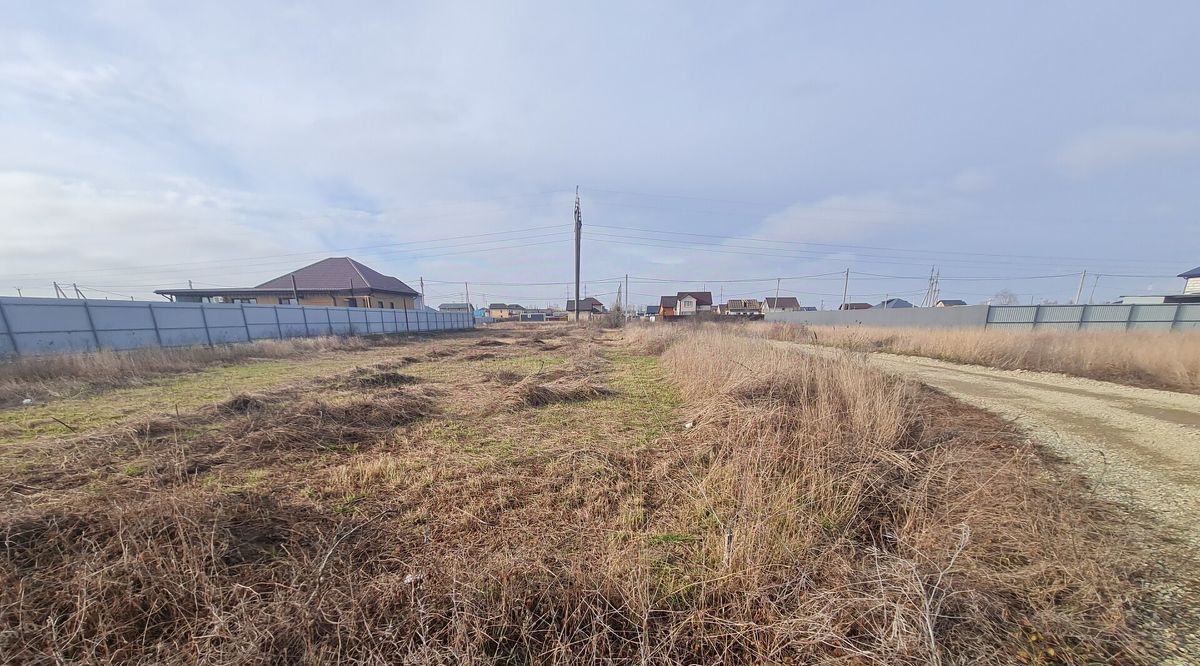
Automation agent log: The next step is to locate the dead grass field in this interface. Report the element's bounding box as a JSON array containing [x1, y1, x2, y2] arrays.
[[0, 323, 1184, 663], [758, 323, 1200, 394]]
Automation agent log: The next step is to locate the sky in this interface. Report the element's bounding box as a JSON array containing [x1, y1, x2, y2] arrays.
[[2, 1, 1199, 309]]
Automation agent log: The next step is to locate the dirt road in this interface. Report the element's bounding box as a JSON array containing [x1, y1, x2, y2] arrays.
[[838, 350, 1200, 540]]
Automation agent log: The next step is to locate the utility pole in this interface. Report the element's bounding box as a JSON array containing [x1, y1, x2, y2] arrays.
[[419, 276, 425, 309], [188, 280, 193, 289], [52, 281, 63, 299], [290, 274, 300, 304], [15, 288, 21, 297], [840, 269, 849, 309], [464, 281, 470, 310], [1073, 270, 1087, 305], [73, 283, 84, 299], [574, 187, 582, 323], [1089, 274, 1100, 304], [774, 278, 781, 312], [624, 274, 629, 315]]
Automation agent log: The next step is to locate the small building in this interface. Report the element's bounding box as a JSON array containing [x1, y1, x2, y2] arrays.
[[644, 304, 661, 321], [155, 257, 419, 308], [876, 298, 914, 309], [1181, 266, 1200, 295], [438, 302, 473, 313], [762, 296, 801, 312], [935, 299, 967, 307], [839, 302, 872, 310], [723, 298, 762, 315], [675, 291, 713, 316], [659, 296, 678, 317], [487, 303, 526, 320], [565, 297, 607, 321]]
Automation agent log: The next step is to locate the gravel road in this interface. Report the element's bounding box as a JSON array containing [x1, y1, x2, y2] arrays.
[[846, 351, 1200, 540]]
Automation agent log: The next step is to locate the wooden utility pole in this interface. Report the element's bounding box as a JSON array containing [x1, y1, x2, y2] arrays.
[[464, 281, 470, 310], [841, 269, 849, 309], [290, 274, 300, 304], [773, 278, 781, 312], [419, 276, 425, 309], [574, 187, 582, 322], [1073, 270, 1087, 305], [1089, 274, 1100, 304], [624, 274, 629, 315]]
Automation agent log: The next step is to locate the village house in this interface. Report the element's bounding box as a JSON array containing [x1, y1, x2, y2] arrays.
[[674, 291, 713, 316], [438, 302, 474, 313], [658, 296, 677, 317], [487, 303, 526, 320], [155, 257, 420, 308], [722, 298, 762, 316], [565, 297, 607, 321], [761, 296, 801, 313], [935, 299, 967, 307]]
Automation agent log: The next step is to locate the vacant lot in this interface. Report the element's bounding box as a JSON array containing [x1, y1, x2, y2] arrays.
[[761, 323, 1200, 394], [0, 324, 1187, 663]]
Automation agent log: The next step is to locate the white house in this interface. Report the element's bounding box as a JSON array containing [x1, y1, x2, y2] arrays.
[[675, 291, 713, 316]]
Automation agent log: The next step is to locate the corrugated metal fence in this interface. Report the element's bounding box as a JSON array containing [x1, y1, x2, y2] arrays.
[[0, 297, 475, 357], [986, 303, 1200, 331], [765, 303, 1200, 331]]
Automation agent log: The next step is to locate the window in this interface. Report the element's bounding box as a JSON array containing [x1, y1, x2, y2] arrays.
[[229, 297, 257, 304], [389, 302, 395, 309], [344, 298, 358, 307], [377, 301, 384, 308], [279, 297, 298, 305], [201, 296, 225, 303]]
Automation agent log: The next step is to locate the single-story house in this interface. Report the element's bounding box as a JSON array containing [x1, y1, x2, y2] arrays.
[[438, 302, 474, 313], [839, 302, 872, 310], [876, 298, 914, 309], [644, 304, 661, 320], [723, 298, 762, 315], [762, 296, 801, 312], [659, 296, 678, 317], [565, 297, 607, 321], [675, 291, 713, 316], [935, 299, 967, 307], [155, 257, 419, 308]]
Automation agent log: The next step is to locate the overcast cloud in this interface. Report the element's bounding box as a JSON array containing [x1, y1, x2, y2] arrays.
[[1, 1, 1198, 307]]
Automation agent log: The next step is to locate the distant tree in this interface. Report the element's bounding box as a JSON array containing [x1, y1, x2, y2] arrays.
[[989, 289, 1020, 306]]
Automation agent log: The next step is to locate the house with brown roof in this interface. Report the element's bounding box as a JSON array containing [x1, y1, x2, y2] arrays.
[[723, 298, 762, 316], [675, 291, 713, 316], [659, 295, 678, 317], [155, 257, 420, 309], [487, 303, 526, 320], [761, 296, 801, 313]]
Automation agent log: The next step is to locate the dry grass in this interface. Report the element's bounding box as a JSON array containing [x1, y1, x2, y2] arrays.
[[0, 324, 1178, 663], [756, 322, 1200, 394], [0, 334, 428, 408]]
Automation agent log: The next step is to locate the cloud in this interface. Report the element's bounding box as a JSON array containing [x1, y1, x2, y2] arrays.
[[1054, 127, 1200, 177]]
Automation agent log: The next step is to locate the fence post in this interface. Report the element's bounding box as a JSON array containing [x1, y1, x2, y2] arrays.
[[300, 306, 311, 337], [1170, 304, 1182, 331], [403, 306, 410, 333], [0, 300, 19, 356], [1077, 305, 1086, 331], [80, 299, 102, 351], [198, 304, 214, 347], [273, 305, 284, 339], [239, 303, 253, 342], [325, 308, 333, 337], [1125, 305, 1135, 331], [147, 303, 164, 347]]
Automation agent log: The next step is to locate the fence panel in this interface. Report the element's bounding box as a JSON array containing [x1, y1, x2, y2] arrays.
[[0, 297, 474, 357]]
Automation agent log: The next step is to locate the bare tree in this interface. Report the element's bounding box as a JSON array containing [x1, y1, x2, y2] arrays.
[[988, 289, 1020, 306]]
